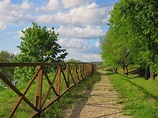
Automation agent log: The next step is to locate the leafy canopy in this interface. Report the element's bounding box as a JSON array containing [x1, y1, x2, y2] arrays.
[[0, 51, 15, 85], [16, 22, 68, 62], [14, 23, 68, 83], [102, 0, 158, 77]]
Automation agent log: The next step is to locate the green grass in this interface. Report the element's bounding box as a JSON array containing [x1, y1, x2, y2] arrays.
[[0, 70, 57, 117], [109, 72, 158, 118], [0, 71, 101, 117], [41, 71, 101, 118]]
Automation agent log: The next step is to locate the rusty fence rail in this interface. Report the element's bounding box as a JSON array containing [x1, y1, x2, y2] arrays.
[[0, 62, 97, 117]]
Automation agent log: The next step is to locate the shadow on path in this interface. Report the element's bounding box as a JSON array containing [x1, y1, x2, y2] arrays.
[[69, 90, 91, 118], [68, 70, 125, 118]]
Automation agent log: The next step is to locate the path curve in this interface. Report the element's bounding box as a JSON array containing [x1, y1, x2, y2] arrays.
[[63, 70, 131, 118]]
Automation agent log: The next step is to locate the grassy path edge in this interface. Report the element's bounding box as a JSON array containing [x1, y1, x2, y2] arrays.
[[109, 72, 158, 118]]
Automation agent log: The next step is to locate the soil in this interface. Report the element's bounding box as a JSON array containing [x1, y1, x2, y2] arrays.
[[62, 70, 132, 118]]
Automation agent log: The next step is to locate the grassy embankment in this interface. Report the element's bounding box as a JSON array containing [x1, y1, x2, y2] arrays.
[[107, 66, 158, 118], [0, 71, 101, 118]]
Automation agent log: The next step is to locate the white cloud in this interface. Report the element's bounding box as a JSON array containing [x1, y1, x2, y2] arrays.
[[57, 37, 101, 56], [0, 0, 34, 13], [36, 0, 63, 12], [0, 0, 34, 30], [58, 38, 88, 49], [37, 2, 109, 26], [62, 0, 94, 8], [95, 41, 100, 48], [57, 25, 103, 39], [0, 0, 113, 62], [21, 0, 34, 10], [0, 0, 10, 10], [0, 22, 7, 30], [80, 44, 101, 54], [83, 54, 101, 61], [0, 0, 112, 30], [36, 15, 52, 24]]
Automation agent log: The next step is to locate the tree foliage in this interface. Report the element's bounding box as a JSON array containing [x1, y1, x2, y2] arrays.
[[16, 22, 68, 62], [101, 28, 130, 74], [66, 59, 81, 63], [0, 51, 15, 86], [14, 23, 68, 83], [101, 0, 158, 79]]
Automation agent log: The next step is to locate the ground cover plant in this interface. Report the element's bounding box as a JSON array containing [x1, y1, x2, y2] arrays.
[[108, 68, 158, 118]]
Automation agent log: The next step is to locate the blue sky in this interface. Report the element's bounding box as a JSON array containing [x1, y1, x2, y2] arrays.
[[0, 0, 119, 62]]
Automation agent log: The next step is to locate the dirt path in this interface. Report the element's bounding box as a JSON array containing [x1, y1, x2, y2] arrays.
[[63, 70, 131, 118]]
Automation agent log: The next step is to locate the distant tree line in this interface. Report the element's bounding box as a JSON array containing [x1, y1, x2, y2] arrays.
[[0, 51, 15, 86], [101, 0, 158, 79]]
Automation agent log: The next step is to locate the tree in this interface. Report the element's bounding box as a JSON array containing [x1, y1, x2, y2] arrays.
[[16, 22, 68, 62], [66, 59, 81, 63], [106, 0, 158, 79], [14, 23, 68, 83], [101, 30, 118, 73], [0, 51, 15, 86], [101, 28, 131, 74], [123, 0, 158, 79]]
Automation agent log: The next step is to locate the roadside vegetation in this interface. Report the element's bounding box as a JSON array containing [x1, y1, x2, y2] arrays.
[[101, 1, 158, 117], [0, 51, 15, 87], [106, 67, 158, 118], [0, 22, 101, 117], [101, 0, 158, 80], [0, 71, 101, 117]]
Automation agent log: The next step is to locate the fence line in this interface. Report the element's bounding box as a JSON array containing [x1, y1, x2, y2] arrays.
[[0, 62, 96, 117]]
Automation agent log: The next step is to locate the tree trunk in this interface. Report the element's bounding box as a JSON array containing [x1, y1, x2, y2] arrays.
[[112, 68, 115, 73], [150, 73, 154, 79], [115, 68, 118, 73], [123, 65, 125, 74], [156, 74, 158, 81], [150, 70, 154, 80], [144, 65, 149, 80], [126, 66, 128, 75], [113, 67, 118, 73]]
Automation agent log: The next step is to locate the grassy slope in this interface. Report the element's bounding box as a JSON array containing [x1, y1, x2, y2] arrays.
[[108, 69, 158, 118]]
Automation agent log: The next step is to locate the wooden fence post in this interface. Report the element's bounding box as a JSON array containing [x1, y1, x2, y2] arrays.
[[66, 63, 70, 88], [78, 64, 81, 80], [35, 66, 43, 117], [56, 65, 61, 95], [73, 64, 77, 83]]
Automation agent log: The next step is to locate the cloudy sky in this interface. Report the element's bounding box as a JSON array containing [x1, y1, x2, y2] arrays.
[[0, 0, 119, 62]]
